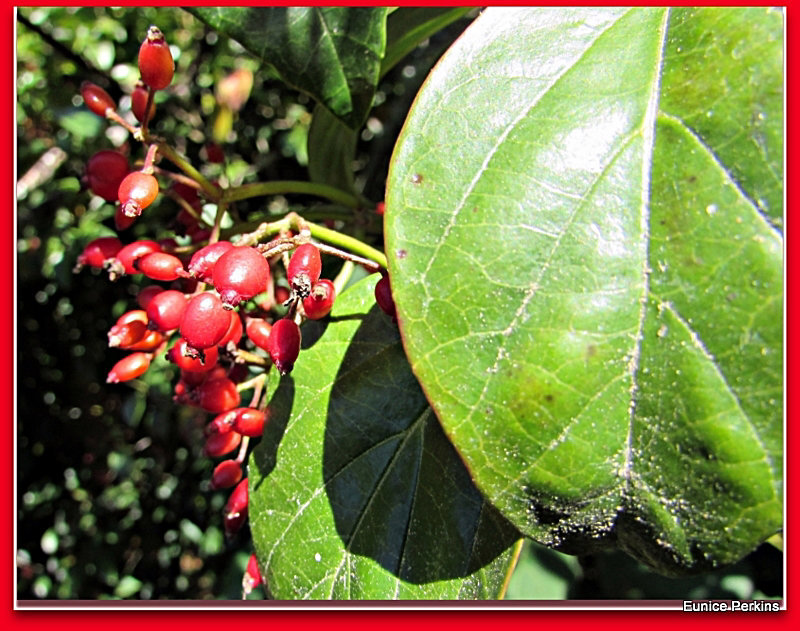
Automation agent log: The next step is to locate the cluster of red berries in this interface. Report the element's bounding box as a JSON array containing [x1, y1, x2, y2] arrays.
[[75, 25, 397, 598]]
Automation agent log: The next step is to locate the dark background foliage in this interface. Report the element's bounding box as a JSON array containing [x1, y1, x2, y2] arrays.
[[15, 6, 781, 600]]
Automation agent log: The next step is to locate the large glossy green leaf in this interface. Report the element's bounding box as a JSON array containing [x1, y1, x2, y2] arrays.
[[385, 7, 782, 575], [189, 7, 388, 129], [248, 277, 520, 599]]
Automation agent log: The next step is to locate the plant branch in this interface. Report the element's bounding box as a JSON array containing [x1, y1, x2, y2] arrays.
[[222, 180, 360, 209]]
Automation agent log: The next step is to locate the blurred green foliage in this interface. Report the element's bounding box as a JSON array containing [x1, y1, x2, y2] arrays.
[[16, 6, 781, 601]]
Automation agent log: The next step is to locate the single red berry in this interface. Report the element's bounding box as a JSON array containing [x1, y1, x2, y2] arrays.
[[212, 246, 270, 309], [124, 329, 165, 352], [136, 285, 163, 310], [243, 553, 263, 595], [375, 201, 386, 215], [218, 310, 243, 348], [138, 26, 174, 91], [113, 240, 162, 276], [118, 171, 159, 218], [205, 142, 225, 164], [188, 241, 235, 283], [204, 428, 242, 458], [180, 292, 231, 352], [224, 478, 248, 538], [85, 150, 129, 202], [197, 377, 241, 414], [374, 274, 396, 318], [267, 318, 301, 375], [211, 459, 242, 489], [287, 243, 322, 298], [114, 204, 138, 231], [131, 80, 155, 123], [168, 338, 219, 372], [108, 319, 147, 348], [145, 289, 187, 332], [302, 279, 336, 320], [207, 409, 236, 435], [274, 286, 290, 305], [244, 317, 271, 352], [107, 352, 151, 383], [74, 236, 123, 272], [232, 408, 268, 437], [80, 81, 116, 117], [135, 251, 186, 282]]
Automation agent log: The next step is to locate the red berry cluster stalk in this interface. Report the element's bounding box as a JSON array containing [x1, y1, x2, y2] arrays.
[[72, 24, 396, 599]]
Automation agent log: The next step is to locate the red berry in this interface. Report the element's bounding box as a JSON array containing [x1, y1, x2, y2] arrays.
[[287, 243, 322, 298], [138, 26, 174, 91], [224, 478, 248, 538], [375, 201, 386, 215], [118, 171, 159, 218], [302, 279, 336, 320], [80, 81, 116, 117], [243, 553, 263, 595], [75, 236, 123, 271], [244, 317, 272, 352], [124, 329, 165, 352], [180, 292, 231, 351], [131, 81, 155, 123], [197, 377, 241, 414], [107, 352, 151, 383], [85, 150, 129, 202], [205, 142, 225, 164], [211, 459, 242, 489], [232, 408, 268, 437], [375, 274, 396, 318], [188, 241, 235, 282], [204, 428, 242, 458], [168, 338, 219, 372], [114, 240, 162, 275], [218, 310, 243, 348], [212, 246, 270, 309], [274, 286, 290, 305], [108, 319, 147, 348], [136, 285, 163, 310], [135, 251, 186, 282], [114, 204, 138, 231], [267, 318, 301, 375], [145, 289, 187, 332]]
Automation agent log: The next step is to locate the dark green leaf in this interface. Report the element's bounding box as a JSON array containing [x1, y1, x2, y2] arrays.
[[189, 7, 388, 129], [249, 277, 520, 599], [307, 103, 358, 195], [381, 7, 474, 78], [385, 7, 782, 575]]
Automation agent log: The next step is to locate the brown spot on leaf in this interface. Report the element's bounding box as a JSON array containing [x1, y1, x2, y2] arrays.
[[395, 249, 407, 260], [410, 173, 424, 185]]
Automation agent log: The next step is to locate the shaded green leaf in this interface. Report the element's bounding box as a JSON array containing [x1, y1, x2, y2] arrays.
[[249, 277, 520, 599], [189, 7, 388, 129], [385, 7, 782, 575]]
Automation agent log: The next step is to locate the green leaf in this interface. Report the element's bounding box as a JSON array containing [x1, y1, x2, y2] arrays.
[[385, 7, 782, 575], [307, 103, 358, 195], [381, 7, 474, 79], [249, 277, 520, 599], [189, 7, 388, 129]]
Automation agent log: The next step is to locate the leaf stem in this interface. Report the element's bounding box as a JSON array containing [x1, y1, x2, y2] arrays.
[[222, 180, 360, 209], [155, 142, 221, 201]]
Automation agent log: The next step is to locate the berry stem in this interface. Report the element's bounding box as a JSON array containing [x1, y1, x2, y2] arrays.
[[104, 109, 140, 137], [142, 143, 159, 174], [140, 85, 156, 137], [235, 435, 250, 465], [155, 142, 221, 201], [208, 200, 228, 245], [234, 213, 387, 270], [222, 180, 360, 209]]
